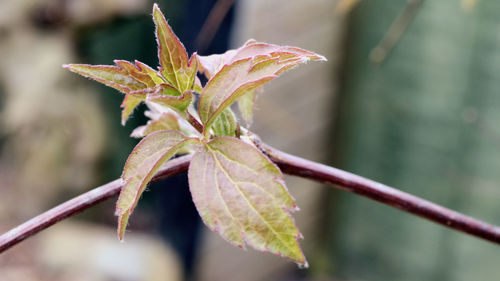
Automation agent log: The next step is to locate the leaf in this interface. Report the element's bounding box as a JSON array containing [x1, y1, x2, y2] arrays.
[[198, 56, 308, 131], [131, 112, 180, 138], [114, 60, 164, 88], [232, 41, 326, 62], [197, 48, 238, 80], [188, 137, 307, 266], [129, 83, 180, 99], [237, 88, 259, 127], [64, 60, 169, 125], [147, 90, 193, 112], [212, 108, 237, 137], [153, 4, 197, 92], [197, 39, 326, 79], [196, 41, 325, 131], [63, 63, 146, 93], [117, 130, 199, 240], [193, 76, 203, 93], [121, 95, 143, 125], [147, 90, 192, 112], [128, 84, 192, 113]]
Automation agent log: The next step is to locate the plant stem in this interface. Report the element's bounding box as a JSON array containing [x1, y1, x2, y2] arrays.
[[255, 140, 500, 245], [2, 141, 500, 254], [0, 155, 192, 253], [187, 110, 204, 134]]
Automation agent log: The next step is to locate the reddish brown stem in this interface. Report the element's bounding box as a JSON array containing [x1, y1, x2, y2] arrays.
[[256, 141, 500, 244], [0, 155, 192, 253], [187, 111, 204, 133], [2, 142, 500, 254]]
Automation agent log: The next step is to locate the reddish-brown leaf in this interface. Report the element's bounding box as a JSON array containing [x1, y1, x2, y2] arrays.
[[63, 63, 146, 93], [117, 130, 199, 239], [198, 56, 305, 132], [153, 4, 197, 92], [197, 41, 325, 132]]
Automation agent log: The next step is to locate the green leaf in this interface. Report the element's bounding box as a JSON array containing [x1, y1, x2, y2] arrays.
[[121, 95, 142, 125], [130, 112, 180, 138], [117, 130, 199, 240], [128, 84, 192, 113], [198, 56, 309, 132], [153, 4, 197, 92], [188, 137, 307, 266], [148, 90, 193, 112], [114, 60, 164, 88], [193, 76, 203, 93], [212, 108, 237, 137], [237, 88, 259, 127], [63, 63, 146, 93], [64, 60, 169, 125], [129, 83, 180, 98]]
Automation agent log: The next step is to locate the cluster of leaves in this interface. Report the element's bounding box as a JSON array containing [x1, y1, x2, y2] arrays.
[[64, 4, 325, 267]]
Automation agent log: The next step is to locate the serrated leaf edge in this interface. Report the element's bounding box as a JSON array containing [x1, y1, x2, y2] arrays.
[[116, 131, 201, 240], [189, 137, 307, 266]]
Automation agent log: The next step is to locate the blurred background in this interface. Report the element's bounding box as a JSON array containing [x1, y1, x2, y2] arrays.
[[1, 0, 500, 280]]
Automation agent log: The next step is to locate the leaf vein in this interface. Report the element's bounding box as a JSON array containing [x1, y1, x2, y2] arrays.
[[211, 149, 292, 248], [211, 152, 245, 240]]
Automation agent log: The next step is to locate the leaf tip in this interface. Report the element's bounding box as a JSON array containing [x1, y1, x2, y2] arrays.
[[152, 2, 165, 20], [152, 2, 160, 12], [63, 64, 81, 72], [317, 54, 327, 61], [117, 209, 131, 241], [297, 260, 309, 269]]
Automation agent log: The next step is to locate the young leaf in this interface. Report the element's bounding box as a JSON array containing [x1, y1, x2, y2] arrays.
[[196, 41, 325, 130], [128, 84, 192, 113], [193, 76, 203, 93], [114, 60, 163, 88], [232, 42, 326, 62], [147, 90, 192, 112], [196, 39, 326, 79], [136, 102, 201, 138], [63, 64, 146, 93], [211, 108, 237, 137], [121, 95, 143, 125], [197, 48, 238, 79], [117, 130, 199, 240], [153, 4, 197, 92], [198, 56, 308, 131], [237, 88, 259, 127], [130, 83, 180, 98], [130, 112, 180, 138], [188, 137, 307, 266], [64, 61, 168, 125]]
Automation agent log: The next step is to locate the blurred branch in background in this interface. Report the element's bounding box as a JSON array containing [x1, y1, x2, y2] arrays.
[[194, 0, 234, 54], [369, 0, 423, 64]]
